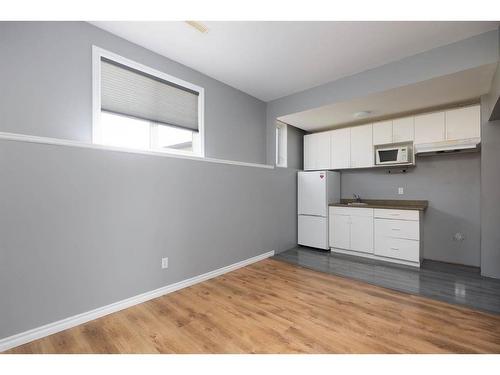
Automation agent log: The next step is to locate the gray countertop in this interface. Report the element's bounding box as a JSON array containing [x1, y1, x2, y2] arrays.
[[330, 199, 428, 211]]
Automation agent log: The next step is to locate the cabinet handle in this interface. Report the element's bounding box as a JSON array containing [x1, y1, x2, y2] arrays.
[[389, 213, 400, 216], [390, 247, 399, 250], [391, 228, 401, 231]]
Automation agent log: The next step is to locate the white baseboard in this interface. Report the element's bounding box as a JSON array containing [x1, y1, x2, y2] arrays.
[[0, 250, 274, 353], [331, 248, 420, 268]]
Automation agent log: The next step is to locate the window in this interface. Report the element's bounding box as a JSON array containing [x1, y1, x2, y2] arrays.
[[92, 47, 204, 157], [276, 121, 287, 167]]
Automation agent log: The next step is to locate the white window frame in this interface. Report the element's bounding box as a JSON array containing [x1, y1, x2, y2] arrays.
[[275, 121, 288, 168], [92, 45, 205, 157]]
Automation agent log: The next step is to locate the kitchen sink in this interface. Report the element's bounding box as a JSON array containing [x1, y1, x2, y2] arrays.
[[347, 202, 369, 206]]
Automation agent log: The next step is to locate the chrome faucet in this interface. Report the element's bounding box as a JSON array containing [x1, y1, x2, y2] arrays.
[[353, 194, 362, 203]]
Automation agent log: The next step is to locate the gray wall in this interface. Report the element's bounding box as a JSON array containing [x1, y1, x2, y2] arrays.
[[486, 62, 500, 121], [480, 90, 500, 278], [0, 140, 297, 339], [264, 28, 500, 273], [286, 124, 305, 170], [266, 30, 500, 165], [485, 27, 500, 121], [0, 21, 300, 340], [480, 27, 500, 278], [341, 153, 481, 267], [0, 21, 266, 164]]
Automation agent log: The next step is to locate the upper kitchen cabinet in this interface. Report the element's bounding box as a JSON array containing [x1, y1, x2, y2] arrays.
[[445, 105, 480, 140], [414, 105, 480, 145], [303, 135, 312, 170], [392, 117, 414, 143], [414, 111, 445, 144], [330, 128, 351, 169], [302, 104, 480, 171], [303, 132, 331, 170], [373, 117, 414, 146], [373, 120, 393, 145], [350, 123, 373, 168]]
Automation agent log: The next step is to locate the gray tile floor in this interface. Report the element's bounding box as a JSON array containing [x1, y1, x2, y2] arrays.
[[274, 246, 500, 315]]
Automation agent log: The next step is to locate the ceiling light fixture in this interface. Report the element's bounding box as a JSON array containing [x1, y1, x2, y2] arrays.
[[185, 21, 209, 34], [353, 111, 372, 118]]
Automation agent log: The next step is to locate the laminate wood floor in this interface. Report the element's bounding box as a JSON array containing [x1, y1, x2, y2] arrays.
[[275, 247, 500, 315], [4, 258, 500, 354]]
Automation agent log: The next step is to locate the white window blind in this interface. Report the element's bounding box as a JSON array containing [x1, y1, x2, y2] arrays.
[[100, 59, 199, 131]]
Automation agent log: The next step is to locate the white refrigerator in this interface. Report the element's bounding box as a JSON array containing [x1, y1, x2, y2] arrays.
[[298, 171, 340, 250]]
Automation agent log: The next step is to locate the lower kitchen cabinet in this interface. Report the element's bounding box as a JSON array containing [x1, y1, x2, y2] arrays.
[[373, 208, 421, 263], [329, 206, 422, 266], [374, 217, 419, 240], [348, 210, 374, 254], [374, 235, 420, 263], [329, 207, 373, 254], [329, 212, 350, 249]]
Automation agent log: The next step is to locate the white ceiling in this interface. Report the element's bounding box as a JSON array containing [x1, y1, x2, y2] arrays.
[[89, 21, 499, 102], [278, 63, 498, 131]]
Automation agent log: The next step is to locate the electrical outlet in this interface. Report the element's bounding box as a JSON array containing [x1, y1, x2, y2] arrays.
[[398, 187, 404, 195], [161, 257, 169, 269]]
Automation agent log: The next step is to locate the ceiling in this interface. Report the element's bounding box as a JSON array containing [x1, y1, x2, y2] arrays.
[[89, 21, 499, 102], [278, 63, 498, 132]]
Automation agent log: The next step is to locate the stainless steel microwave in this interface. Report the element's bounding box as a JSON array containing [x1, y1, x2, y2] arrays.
[[375, 144, 412, 165]]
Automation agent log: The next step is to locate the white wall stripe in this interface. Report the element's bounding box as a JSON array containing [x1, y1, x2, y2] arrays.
[[0, 131, 274, 170]]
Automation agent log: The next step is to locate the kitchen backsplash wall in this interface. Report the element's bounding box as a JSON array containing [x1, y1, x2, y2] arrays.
[[341, 152, 481, 266]]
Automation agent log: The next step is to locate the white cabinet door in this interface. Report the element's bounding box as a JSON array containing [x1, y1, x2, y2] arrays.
[[373, 120, 393, 145], [445, 105, 480, 141], [392, 117, 414, 143], [304, 133, 331, 170], [303, 135, 313, 170], [330, 214, 350, 249], [349, 214, 374, 254], [414, 112, 445, 144], [312, 132, 331, 170], [350, 123, 373, 168], [330, 128, 350, 170]]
